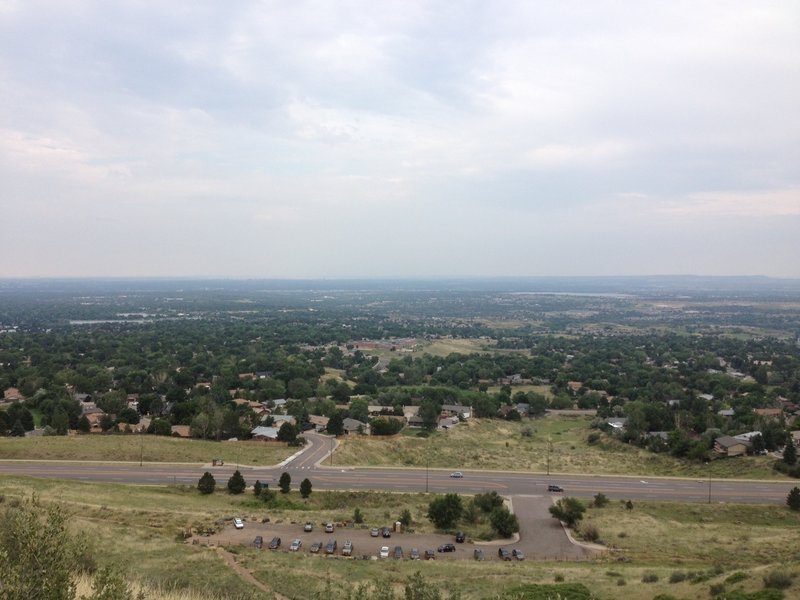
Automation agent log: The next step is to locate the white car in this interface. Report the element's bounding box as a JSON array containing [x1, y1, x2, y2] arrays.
[[325, 522, 334, 533], [450, 471, 463, 478], [289, 539, 302, 552], [380, 546, 390, 559], [233, 518, 244, 529]]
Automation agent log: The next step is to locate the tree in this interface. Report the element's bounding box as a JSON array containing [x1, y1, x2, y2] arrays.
[[0, 495, 83, 600], [227, 470, 246, 494], [11, 419, 26, 437], [279, 471, 291, 494], [327, 411, 344, 436], [51, 407, 69, 435], [277, 421, 298, 443], [489, 505, 520, 537], [548, 497, 586, 528], [404, 571, 443, 600], [419, 398, 440, 431], [784, 439, 797, 466], [399, 509, 412, 527], [77, 415, 91, 433], [197, 471, 216, 494], [300, 478, 312, 498], [253, 480, 262, 497], [427, 493, 463, 529], [593, 493, 610, 508], [353, 507, 364, 524], [787, 487, 800, 511]]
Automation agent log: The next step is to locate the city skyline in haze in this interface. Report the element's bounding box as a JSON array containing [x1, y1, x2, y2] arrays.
[[1, 1, 798, 278]]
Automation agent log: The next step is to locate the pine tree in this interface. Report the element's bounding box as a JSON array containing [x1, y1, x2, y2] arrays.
[[227, 470, 246, 494], [279, 471, 291, 494], [11, 419, 26, 437], [787, 487, 800, 511], [300, 478, 312, 498], [197, 471, 216, 495], [253, 480, 262, 497], [783, 439, 797, 466]]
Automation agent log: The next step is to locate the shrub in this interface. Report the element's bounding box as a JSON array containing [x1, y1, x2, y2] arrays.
[[592, 493, 609, 508], [554, 574, 564, 582], [473, 491, 504, 513], [709, 583, 725, 596], [580, 523, 599, 542], [490, 505, 520, 537], [725, 572, 748, 585], [763, 570, 792, 590], [549, 497, 586, 528], [227, 470, 246, 494], [279, 472, 291, 494], [617, 578, 626, 586], [399, 509, 412, 527], [253, 480, 262, 497], [787, 486, 800, 511], [353, 508, 364, 524], [587, 432, 601, 445], [669, 572, 687, 584], [299, 478, 312, 498], [642, 573, 659, 583]]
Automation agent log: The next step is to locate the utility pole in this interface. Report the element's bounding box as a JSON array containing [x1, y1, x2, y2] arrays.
[[139, 433, 143, 467], [546, 436, 552, 476], [330, 436, 334, 466], [425, 457, 429, 493]]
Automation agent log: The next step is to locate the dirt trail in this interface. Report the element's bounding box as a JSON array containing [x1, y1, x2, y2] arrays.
[[214, 547, 289, 600]]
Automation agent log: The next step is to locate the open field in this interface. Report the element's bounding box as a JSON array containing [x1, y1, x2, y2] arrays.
[[2, 475, 798, 599], [0, 435, 295, 465], [334, 417, 788, 479]]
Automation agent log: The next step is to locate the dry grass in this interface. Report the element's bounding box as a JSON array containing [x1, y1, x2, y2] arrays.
[[334, 417, 785, 479], [0, 435, 294, 465]]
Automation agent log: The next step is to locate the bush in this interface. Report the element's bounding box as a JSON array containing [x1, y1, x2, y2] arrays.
[[580, 523, 599, 542], [549, 497, 586, 528], [592, 493, 609, 508], [763, 570, 792, 590], [473, 491, 504, 513], [227, 470, 246, 494], [587, 432, 601, 445], [725, 572, 748, 585], [642, 573, 659, 583], [353, 508, 364, 524], [669, 572, 687, 584], [709, 583, 726, 596], [279, 472, 291, 494], [787, 486, 800, 511], [554, 574, 564, 582], [490, 505, 520, 538], [617, 578, 626, 586], [427, 493, 463, 529], [300, 478, 312, 498]]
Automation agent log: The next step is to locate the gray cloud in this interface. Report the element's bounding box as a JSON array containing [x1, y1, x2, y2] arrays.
[[0, 1, 798, 277]]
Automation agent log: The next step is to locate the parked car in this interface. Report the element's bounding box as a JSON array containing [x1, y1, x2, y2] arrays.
[[253, 536, 263, 549], [370, 527, 380, 537], [325, 522, 335, 533], [438, 543, 456, 553], [498, 547, 511, 561], [380, 546, 390, 559], [289, 539, 302, 552], [269, 536, 281, 550], [382, 527, 392, 538], [304, 521, 314, 532], [325, 539, 337, 554], [233, 518, 244, 529], [424, 549, 435, 560], [394, 546, 404, 559], [547, 484, 564, 492], [512, 549, 525, 561], [449, 471, 463, 478], [342, 540, 353, 556], [309, 541, 322, 554], [473, 549, 484, 561], [455, 531, 465, 543], [410, 548, 420, 560]]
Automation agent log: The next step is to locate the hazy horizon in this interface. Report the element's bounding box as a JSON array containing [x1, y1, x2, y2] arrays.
[[2, 2, 798, 279]]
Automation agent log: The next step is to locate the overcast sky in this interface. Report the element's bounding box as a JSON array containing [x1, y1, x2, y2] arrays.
[[1, 1, 798, 278]]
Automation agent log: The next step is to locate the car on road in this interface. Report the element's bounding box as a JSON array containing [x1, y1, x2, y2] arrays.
[[394, 546, 404, 559], [325, 522, 335, 533], [269, 536, 281, 550], [370, 527, 380, 537], [253, 536, 263, 549], [410, 548, 420, 560], [473, 549, 484, 561], [380, 546, 390, 559], [325, 539, 337, 554], [289, 539, 302, 552], [381, 527, 392, 538], [512, 549, 525, 561], [233, 518, 244, 529], [547, 484, 564, 492], [304, 521, 314, 532], [498, 547, 511, 561], [309, 541, 322, 554], [455, 531, 465, 543], [450, 471, 463, 478], [438, 543, 456, 553], [342, 540, 353, 556], [424, 549, 435, 560]]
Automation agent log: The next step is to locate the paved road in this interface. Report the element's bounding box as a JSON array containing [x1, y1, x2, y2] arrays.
[[0, 432, 794, 504]]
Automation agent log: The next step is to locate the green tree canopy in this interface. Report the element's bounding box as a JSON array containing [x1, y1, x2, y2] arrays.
[[300, 478, 312, 498], [427, 493, 463, 530], [227, 470, 246, 494], [197, 471, 216, 495], [489, 505, 520, 538], [548, 497, 586, 528], [279, 471, 291, 494]]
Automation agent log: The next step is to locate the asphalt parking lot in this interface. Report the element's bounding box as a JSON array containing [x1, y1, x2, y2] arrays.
[[201, 494, 595, 561]]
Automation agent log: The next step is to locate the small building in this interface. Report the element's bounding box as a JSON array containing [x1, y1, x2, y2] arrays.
[[170, 425, 191, 438], [753, 408, 783, 420], [441, 404, 472, 419], [342, 418, 368, 435], [715, 435, 751, 457], [717, 408, 735, 418], [251, 426, 280, 441], [308, 415, 330, 431], [3, 387, 25, 403]]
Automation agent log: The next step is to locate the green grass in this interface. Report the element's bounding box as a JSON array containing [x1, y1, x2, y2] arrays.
[[333, 417, 786, 479], [0, 434, 295, 465]]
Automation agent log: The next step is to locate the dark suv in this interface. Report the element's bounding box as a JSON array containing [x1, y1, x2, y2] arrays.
[[438, 543, 456, 553], [455, 531, 465, 543], [547, 484, 564, 492]]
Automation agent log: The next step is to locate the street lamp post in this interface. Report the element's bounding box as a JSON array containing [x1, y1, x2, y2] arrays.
[[546, 436, 552, 476], [330, 436, 334, 466], [139, 433, 143, 467]]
